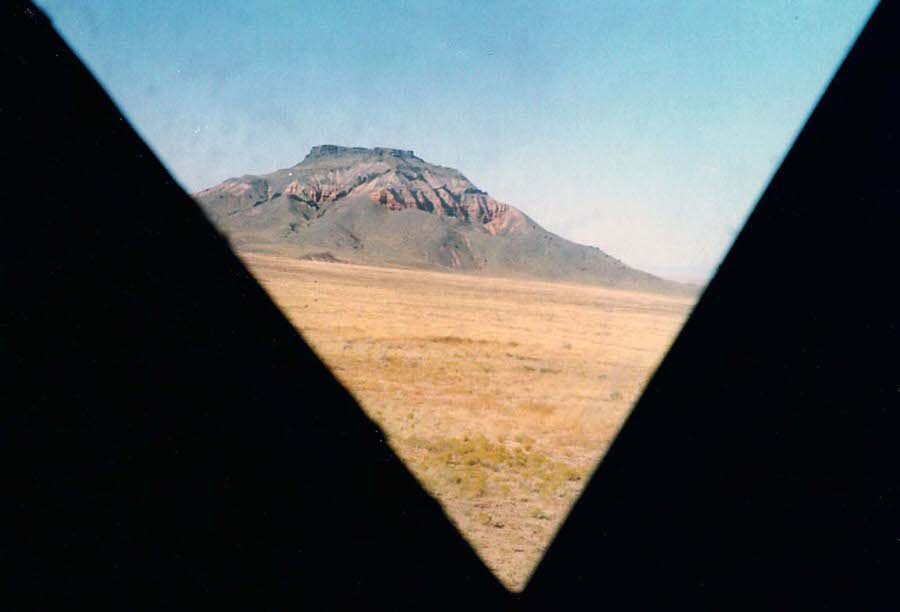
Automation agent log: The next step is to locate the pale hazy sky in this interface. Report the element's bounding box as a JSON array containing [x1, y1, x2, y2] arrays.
[[37, 1, 877, 281]]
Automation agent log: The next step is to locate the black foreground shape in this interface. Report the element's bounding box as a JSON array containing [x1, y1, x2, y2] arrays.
[[3, 3, 511, 609], [3, 1, 898, 611], [524, 1, 899, 609]]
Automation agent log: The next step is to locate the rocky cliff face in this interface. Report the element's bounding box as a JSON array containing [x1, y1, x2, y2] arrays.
[[194, 145, 692, 294], [196, 145, 528, 233]]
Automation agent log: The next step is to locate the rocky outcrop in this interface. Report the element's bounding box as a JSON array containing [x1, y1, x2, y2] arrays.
[[197, 145, 527, 232], [193, 145, 693, 294]]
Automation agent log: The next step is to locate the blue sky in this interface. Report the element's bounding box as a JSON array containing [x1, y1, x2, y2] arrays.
[[36, 0, 877, 281]]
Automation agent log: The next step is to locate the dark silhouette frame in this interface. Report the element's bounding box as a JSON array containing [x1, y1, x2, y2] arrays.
[[5, 1, 897, 609]]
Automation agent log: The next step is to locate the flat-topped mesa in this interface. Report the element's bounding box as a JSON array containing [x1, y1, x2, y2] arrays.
[[198, 144, 528, 233], [304, 145, 417, 162], [193, 144, 691, 293]]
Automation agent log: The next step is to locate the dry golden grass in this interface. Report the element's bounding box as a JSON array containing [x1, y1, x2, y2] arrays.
[[240, 252, 694, 591]]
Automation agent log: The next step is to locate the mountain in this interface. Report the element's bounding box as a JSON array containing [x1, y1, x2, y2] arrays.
[[194, 145, 693, 294]]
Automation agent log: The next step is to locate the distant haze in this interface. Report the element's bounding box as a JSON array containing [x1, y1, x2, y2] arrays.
[[36, 1, 877, 280]]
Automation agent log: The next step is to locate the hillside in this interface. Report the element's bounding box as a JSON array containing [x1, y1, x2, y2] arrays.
[[194, 145, 692, 294]]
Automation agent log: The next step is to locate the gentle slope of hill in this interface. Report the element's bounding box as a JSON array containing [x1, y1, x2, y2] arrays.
[[194, 145, 693, 294]]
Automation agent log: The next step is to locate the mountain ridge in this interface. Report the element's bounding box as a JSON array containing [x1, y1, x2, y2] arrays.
[[194, 145, 695, 295]]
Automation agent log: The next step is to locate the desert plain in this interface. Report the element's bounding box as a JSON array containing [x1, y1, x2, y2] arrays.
[[240, 251, 694, 591]]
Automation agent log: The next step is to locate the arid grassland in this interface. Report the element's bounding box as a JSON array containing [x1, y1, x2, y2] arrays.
[[240, 252, 694, 591]]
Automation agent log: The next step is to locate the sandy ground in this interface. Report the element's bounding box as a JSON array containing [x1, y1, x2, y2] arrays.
[[240, 252, 694, 591]]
